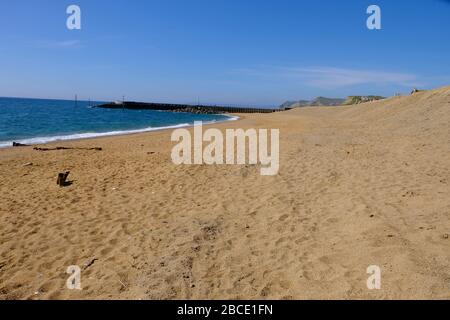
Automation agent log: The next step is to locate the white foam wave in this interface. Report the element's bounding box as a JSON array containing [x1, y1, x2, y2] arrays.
[[0, 115, 239, 148], [0, 123, 190, 148]]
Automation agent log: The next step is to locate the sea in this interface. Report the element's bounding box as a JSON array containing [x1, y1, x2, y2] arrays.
[[0, 97, 237, 148]]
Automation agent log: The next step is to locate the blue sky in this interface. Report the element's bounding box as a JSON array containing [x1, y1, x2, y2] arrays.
[[1, 0, 449, 106]]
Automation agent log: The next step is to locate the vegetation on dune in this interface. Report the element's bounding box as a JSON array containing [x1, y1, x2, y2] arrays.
[[280, 95, 386, 108], [342, 95, 386, 105]]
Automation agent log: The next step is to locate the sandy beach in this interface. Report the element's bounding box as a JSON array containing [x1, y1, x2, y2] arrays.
[[0, 86, 449, 300]]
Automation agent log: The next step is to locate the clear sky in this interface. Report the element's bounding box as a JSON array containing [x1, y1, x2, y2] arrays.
[[1, 0, 449, 106]]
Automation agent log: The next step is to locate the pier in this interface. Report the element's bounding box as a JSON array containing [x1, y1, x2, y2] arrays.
[[96, 101, 286, 114]]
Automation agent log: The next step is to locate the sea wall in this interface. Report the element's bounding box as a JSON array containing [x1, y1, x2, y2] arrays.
[[96, 102, 283, 114]]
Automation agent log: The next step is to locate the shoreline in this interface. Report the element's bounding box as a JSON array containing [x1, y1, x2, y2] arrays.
[[0, 113, 241, 150]]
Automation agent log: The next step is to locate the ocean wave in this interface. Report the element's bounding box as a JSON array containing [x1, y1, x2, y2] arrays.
[[224, 115, 240, 121], [0, 123, 191, 148], [0, 115, 239, 148]]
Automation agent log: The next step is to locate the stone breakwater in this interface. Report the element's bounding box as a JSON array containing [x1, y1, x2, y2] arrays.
[[96, 101, 284, 114]]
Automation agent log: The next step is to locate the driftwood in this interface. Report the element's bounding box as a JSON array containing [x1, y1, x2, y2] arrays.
[[34, 147, 102, 152], [12, 142, 28, 147], [83, 258, 98, 271], [57, 171, 71, 187]]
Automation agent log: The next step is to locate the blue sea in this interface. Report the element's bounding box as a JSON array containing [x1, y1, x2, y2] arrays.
[[0, 97, 237, 148]]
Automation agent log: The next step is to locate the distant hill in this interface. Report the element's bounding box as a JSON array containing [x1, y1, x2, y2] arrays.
[[309, 97, 346, 106], [280, 97, 345, 108], [280, 100, 311, 108], [281, 95, 385, 109]]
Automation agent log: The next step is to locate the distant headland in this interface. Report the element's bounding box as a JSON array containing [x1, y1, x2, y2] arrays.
[[280, 95, 386, 109]]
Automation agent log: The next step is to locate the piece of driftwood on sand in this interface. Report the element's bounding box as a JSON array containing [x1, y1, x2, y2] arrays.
[[12, 142, 29, 147], [57, 171, 71, 187], [34, 147, 102, 151]]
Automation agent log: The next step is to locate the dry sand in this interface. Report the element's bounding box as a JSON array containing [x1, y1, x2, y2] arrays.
[[0, 86, 450, 300]]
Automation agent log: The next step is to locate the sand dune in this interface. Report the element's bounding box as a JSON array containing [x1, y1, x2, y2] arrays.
[[0, 86, 449, 300]]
